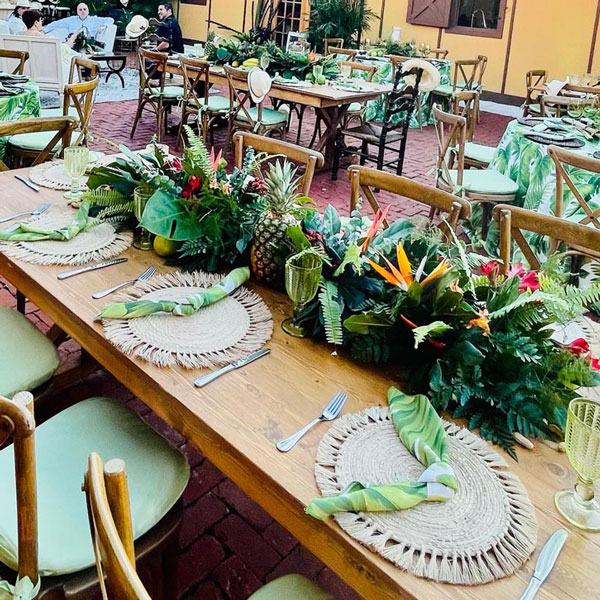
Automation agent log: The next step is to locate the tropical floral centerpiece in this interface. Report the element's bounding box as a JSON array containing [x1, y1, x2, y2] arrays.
[[285, 204, 600, 456]]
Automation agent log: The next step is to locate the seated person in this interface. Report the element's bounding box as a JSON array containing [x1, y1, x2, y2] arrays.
[[154, 2, 183, 54], [7, 1, 29, 35], [19, 9, 78, 48], [43, 2, 112, 38]]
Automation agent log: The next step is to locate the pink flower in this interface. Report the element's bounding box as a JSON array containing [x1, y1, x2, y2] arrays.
[[481, 260, 500, 279], [566, 338, 590, 356], [170, 158, 182, 171], [507, 263, 525, 278], [518, 271, 540, 292]]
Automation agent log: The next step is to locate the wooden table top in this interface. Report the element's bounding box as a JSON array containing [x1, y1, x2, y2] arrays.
[[164, 61, 392, 109], [1, 167, 599, 600]]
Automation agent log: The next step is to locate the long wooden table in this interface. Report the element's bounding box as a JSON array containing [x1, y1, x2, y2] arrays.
[[1, 168, 599, 600], [165, 61, 391, 167]]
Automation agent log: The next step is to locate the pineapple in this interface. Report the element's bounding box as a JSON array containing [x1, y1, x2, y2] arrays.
[[250, 160, 301, 288]]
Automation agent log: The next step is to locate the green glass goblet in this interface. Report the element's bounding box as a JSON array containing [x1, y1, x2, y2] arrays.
[[133, 184, 154, 251], [63, 145, 90, 205], [282, 252, 323, 337]]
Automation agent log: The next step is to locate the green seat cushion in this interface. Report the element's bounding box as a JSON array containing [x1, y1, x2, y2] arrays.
[[249, 575, 333, 600], [464, 141, 496, 164], [148, 85, 184, 99], [8, 129, 81, 152], [433, 83, 453, 96], [238, 107, 288, 125], [528, 102, 542, 114], [443, 169, 519, 195], [0, 397, 190, 576], [39, 107, 80, 119], [0, 307, 59, 398], [198, 94, 230, 112], [347, 101, 364, 113]]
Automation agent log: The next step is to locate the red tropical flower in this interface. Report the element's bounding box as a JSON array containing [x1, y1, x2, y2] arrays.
[[590, 357, 600, 371], [170, 158, 183, 171], [518, 270, 540, 292], [182, 175, 201, 199], [481, 260, 500, 277], [507, 263, 525, 278], [566, 338, 590, 356]]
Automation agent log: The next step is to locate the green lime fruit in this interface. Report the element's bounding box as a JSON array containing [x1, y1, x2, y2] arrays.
[[316, 75, 326, 85], [153, 236, 181, 257]]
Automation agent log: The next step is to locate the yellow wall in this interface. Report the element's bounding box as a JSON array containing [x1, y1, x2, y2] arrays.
[[180, 0, 600, 98]]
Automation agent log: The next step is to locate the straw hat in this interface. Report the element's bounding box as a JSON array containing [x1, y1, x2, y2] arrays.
[[247, 67, 272, 104], [125, 15, 149, 39], [401, 58, 441, 93], [15, 1, 31, 8]]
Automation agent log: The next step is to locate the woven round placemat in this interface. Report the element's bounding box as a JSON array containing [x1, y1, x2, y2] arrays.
[[101, 270, 273, 369], [0, 211, 132, 265], [29, 160, 89, 191], [315, 406, 538, 585]]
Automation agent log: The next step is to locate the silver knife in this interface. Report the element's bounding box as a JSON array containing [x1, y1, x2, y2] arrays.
[[57, 258, 127, 280], [14, 174, 41, 192], [194, 348, 270, 387], [519, 529, 568, 600]]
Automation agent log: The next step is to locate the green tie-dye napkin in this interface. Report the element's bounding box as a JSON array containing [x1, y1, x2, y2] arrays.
[[97, 267, 250, 320], [306, 387, 457, 519]]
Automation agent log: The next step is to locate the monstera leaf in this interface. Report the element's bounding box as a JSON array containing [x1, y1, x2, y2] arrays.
[[140, 190, 203, 241]]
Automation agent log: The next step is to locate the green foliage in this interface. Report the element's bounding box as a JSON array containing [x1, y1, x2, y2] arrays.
[[307, 0, 379, 52], [319, 279, 344, 347], [412, 321, 452, 348]]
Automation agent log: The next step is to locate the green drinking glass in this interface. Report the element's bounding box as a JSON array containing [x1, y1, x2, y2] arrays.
[[282, 252, 323, 337], [63, 145, 90, 204], [133, 184, 154, 251]]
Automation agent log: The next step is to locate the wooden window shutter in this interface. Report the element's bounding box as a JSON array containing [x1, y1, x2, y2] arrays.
[[406, 0, 453, 27]]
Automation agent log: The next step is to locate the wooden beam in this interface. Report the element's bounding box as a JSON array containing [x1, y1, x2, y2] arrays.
[[378, 0, 386, 39], [588, 0, 600, 73], [501, 0, 518, 94]]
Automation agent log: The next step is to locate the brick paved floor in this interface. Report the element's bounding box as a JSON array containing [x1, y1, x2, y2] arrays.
[[1, 93, 512, 599]]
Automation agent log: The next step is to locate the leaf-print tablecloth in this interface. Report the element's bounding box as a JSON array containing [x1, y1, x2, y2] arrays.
[[0, 76, 41, 160], [351, 56, 451, 128]]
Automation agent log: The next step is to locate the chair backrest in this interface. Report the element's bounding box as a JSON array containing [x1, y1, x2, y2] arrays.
[[233, 131, 324, 196], [433, 105, 466, 189], [389, 55, 410, 77], [0, 48, 29, 74], [332, 47, 357, 60], [476, 55, 488, 88], [540, 94, 595, 117], [45, 27, 69, 41], [285, 31, 306, 52], [549, 144, 600, 230], [338, 60, 376, 82], [429, 48, 448, 59], [179, 55, 210, 140], [380, 66, 422, 133], [63, 76, 100, 146], [564, 82, 600, 97], [493, 203, 600, 272], [0, 392, 38, 584], [452, 59, 479, 92], [348, 165, 471, 239], [96, 23, 117, 54], [525, 69, 547, 108], [451, 90, 478, 142], [324, 38, 344, 54], [69, 55, 100, 84], [138, 47, 168, 99], [0, 116, 76, 168], [0, 34, 65, 93], [225, 65, 265, 130], [84, 453, 151, 600]]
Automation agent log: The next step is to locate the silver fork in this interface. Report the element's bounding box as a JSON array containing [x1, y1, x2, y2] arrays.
[[92, 266, 156, 299], [0, 202, 50, 223], [276, 391, 347, 452]]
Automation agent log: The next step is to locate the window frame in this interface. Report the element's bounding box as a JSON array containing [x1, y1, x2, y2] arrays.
[[180, 0, 208, 6], [445, 0, 508, 39]]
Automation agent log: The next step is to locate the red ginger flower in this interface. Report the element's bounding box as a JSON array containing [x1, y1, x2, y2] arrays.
[[182, 175, 201, 198]]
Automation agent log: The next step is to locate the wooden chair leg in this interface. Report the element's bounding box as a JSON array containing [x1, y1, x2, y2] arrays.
[[481, 203, 492, 240], [376, 140, 386, 172], [130, 100, 145, 139], [360, 140, 368, 166], [16, 291, 26, 314], [331, 132, 342, 181], [309, 114, 322, 149], [295, 106, 306, 145], [569, 254, 584, 285]]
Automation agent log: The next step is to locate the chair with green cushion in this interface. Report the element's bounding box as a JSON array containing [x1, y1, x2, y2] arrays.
[[131, 48, 183, 143], [177, 55, 229, 148], [524, 69, 548, 117], [84, 450, 331, 600], [0, 393, 189, 597], [434, 105, 517, 239], [431, 59, 480, 109], [0, 306, 59, 399]]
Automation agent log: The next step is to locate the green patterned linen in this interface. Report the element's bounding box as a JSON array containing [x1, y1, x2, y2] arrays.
[[0, 200, 92, 242], [98, 266, 250, 319], [0, 76, 41, 160], [305, 387, 457, 519], [353, 57, 451, 128]]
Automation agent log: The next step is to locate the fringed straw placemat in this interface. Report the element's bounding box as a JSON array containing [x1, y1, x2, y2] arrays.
[[101, 270, 273, 369], [29, 160, 88, 191], [0, 211, 132, 265], [315, 406, 537, 585]]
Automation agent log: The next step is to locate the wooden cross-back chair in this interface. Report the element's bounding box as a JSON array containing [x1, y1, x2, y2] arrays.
[[524, 69, 548, 116], [433, 105, 517, 238], [224, 65, 287, 140], [348, 165, 471, 241], [233, 131, 324, 196], [493, 204, 600, 274], [1, 116, 76, 170], [332, 47, 357, 60], [177, 55, 228, 148], [540, 94, 595, 117], [332, 67, 422, 180], [69, 56, 100, 84], [548, 145, 600, 266], [474, 55, 488, 122], [324, 38, 344, 54], [131, 48, 183, 142], [429, 48, 448, 59], [61, 76, 100, 147], [0, 49, 29, 75], [389, 55, 411, 78]]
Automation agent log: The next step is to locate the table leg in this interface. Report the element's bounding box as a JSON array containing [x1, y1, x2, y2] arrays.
[[105, 58, 127, 89], [314, 105, 349, 169]]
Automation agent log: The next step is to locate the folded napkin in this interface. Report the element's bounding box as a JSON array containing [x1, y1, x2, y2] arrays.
[[0, 201, 92, 242], [97, 266, 250, 320], [305, 387, 457, 520], [0, 83, 23, 96], [526, 130, 578, 142], [0, 73, 29, 81]]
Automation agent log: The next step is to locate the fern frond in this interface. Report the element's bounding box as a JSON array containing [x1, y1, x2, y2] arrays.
[[318, 279, 343, 348], [95, 202, 134, 221], [82, 187, 127, 207], [183, 125, 213, 179]]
